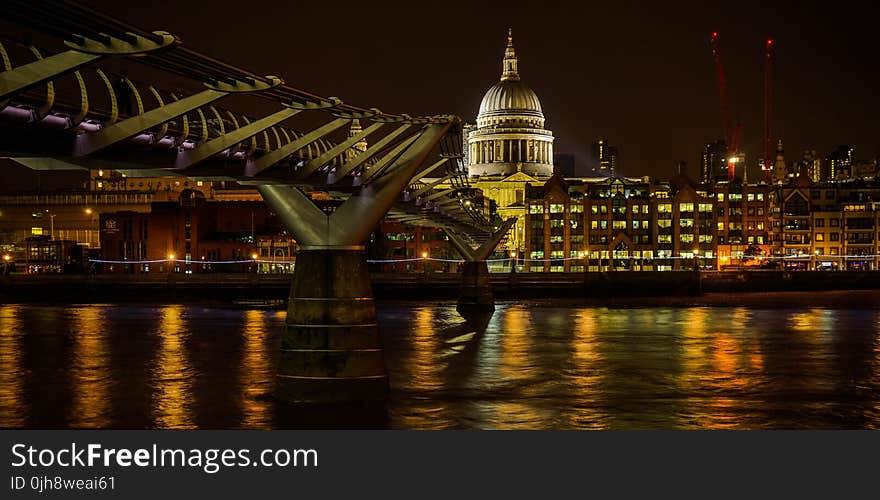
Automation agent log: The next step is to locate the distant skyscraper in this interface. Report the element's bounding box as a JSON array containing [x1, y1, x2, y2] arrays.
[[700, 140, 727, 183], [801, 149, 822, 182], [825, 145, 854, 180], [590, 139, 617, 176]]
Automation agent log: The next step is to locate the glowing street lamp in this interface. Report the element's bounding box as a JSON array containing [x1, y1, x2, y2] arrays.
[[84, 208, 93, 215], [167, 253, 175, 261]]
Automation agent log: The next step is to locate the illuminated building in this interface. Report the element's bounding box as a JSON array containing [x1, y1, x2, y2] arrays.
[[523, 173, 774, 272], [825, 145, 854, 180], [772, 181, 880, 270], [455, 30, 555, 254], [466, 29, 554, 179], [99, 193, 272, 274]]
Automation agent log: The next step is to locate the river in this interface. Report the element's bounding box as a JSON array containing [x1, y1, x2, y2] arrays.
[[1, 291, 879, 429]]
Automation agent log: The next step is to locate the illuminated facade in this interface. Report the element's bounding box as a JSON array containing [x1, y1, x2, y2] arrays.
[[523, 174, 776, 272], [466, 30, 554, 179], [455, 30, 556, 254]]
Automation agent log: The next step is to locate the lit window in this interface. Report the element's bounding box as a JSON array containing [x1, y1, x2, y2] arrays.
[[679, 203, 694, 212], [549, 204, 564, 214], [658, 203, 672, 213]]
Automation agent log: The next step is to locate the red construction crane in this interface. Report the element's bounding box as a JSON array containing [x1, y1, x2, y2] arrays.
[[763, 38, 774, 182], [709, 32, 742, 182]]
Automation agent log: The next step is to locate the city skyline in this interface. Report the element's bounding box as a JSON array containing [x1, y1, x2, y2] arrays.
[[59, 0, 880, 178]]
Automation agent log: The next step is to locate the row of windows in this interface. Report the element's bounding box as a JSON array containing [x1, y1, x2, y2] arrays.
[[528, 203, 585, 214]]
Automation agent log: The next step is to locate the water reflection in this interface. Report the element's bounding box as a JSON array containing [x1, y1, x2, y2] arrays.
[[2, 298, 880, 429], [151, 305, 195, 429], [238, 309, 273, 429], [0, 305, 26, 427], [563, 308, 607, 429], [68, 306, 111, 427]]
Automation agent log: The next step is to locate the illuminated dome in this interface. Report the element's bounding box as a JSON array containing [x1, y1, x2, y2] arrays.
[[478, 80, 544, 123], [466, 30, 554, 178]]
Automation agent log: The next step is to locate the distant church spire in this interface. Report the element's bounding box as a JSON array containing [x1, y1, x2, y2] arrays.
[[501, 28, 520, 82]]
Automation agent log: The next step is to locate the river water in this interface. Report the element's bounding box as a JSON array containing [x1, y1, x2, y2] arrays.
[[1, 292, 879, 429]]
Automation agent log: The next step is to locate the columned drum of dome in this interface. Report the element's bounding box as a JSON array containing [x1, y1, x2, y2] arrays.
[[467, 30, 554, 178]]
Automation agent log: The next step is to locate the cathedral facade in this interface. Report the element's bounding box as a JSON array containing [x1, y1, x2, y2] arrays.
[[465, 30, 554, 179], [460, 30, 555, 256]]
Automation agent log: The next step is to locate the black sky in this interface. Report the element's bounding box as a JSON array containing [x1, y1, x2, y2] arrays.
[[79, 0, 879, 178]]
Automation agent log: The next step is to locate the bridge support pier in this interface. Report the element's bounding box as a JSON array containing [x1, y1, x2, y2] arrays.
[[278, 247, 386, 402], [446, 218, 516, 312], [458, 260, 494, 310], [257, 120, 451, 402]]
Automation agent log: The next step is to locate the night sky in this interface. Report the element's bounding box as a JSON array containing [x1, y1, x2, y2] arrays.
[[76, 0, 880, 178]]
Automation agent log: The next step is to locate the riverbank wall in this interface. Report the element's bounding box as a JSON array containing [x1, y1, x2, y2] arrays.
[[1, 271, 879, 303]]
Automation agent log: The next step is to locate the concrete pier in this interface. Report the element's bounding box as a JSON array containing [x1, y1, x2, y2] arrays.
[[276, 248, 387, 402]]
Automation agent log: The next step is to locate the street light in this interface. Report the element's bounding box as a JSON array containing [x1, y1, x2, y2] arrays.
[[2, 254, 9, 276]]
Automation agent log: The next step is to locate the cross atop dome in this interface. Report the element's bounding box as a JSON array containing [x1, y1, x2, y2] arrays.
[[501, 28, 519, 82]]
